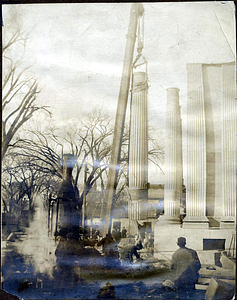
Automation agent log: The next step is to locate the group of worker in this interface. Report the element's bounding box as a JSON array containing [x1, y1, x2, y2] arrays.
[[95, 227, 150, 268], [97, 232, 202, 293], [96, 228, 156, 269], [111, 227, 127, 242], [55, 224, 201, 293]]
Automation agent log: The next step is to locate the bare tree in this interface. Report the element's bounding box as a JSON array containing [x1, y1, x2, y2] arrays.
[[2, 152, 58, 217], [3, 110, 164, 222], [148, 127, 165, 174], [2, 30, 51, 158], [10, 112, 119, 200]]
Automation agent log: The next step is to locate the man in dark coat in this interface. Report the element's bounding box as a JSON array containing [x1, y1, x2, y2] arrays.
[[121, 227, 127, 238], [171, 237, 201, 291], [119, 243, 141, 265]]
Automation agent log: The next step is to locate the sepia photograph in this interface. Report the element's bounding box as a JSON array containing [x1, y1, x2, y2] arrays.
[[1, 2, 236, 299]]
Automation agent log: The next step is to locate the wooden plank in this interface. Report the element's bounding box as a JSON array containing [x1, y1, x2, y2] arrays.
[[195, 284, 208, 290]]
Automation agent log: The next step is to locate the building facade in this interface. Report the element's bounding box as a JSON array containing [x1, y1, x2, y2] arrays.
[[154, 62, 236, 260]]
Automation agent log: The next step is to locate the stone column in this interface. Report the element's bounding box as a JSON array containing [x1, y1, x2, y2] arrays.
[[184, 64, 209, 228], [220, 63, 236, 228], [162, 88, 182, 223], [129, 71, 148, 219]]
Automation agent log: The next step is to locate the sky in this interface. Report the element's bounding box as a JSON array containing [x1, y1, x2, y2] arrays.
[[2, 2, 236, 184]]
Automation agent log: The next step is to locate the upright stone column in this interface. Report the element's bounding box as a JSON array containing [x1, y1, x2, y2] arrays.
[[162, 88, 182, 223], [184, 64, 209, 228], [129, 71, 148, 219], [220, 63, 236, 228], [154, 88, 183, 252]]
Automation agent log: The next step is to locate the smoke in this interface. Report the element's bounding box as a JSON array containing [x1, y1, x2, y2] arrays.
[[16, 195, 56, 278]]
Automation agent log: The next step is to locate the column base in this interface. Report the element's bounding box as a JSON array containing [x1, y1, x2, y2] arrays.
[[158, 214, 181, 225], [183, 216, 209, 229], [129, 187, 148, 201], [220, 216, 236, 229]]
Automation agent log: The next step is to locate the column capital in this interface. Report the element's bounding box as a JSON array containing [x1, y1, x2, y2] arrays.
[[186, 63, 203, 70]]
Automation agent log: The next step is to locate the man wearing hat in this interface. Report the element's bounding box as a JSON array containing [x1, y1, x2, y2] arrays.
[[171, 237, 201, 291]]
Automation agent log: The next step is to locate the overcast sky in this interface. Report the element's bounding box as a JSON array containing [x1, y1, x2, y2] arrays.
[[2, 2, 235, 184]]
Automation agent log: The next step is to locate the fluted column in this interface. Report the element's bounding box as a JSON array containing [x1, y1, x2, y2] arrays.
[[163, 88, 182, 222], [220, 63, 236, 228], [129, 71, 148, 219], [184, 64, 209, 228]]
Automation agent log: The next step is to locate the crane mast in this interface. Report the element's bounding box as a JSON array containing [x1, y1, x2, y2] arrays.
[[102, 3, 144, 236]]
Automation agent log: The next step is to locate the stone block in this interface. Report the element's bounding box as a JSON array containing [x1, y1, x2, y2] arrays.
[[199, 278, 235, 285], [205, 278, 234, 300], [220, 253, 236, 270], [199, 266, 235, 280]]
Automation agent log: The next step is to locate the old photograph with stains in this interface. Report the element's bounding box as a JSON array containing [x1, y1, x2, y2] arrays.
[[1, 2, 236, 300]]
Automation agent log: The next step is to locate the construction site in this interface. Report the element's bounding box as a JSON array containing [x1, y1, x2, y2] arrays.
[[1, 2, 236, 300]]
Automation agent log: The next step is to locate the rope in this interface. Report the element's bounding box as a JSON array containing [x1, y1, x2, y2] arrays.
[[132, 80, 148, 93], [153, 247, 172, 262], [131, 7, 148, 93]]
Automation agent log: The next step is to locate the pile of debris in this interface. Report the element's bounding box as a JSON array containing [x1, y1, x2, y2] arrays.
[[196, 251, 235, 300]]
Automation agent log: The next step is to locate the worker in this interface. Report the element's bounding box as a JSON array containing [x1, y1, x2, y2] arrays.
[[97, 233, 120, 269], [180, 204, 186, 223], [119, 243, 133, 265], [121, 227, 127, 238], [119, 243, 141, 265], [171, 237, 201, 291], [55, 235, 67, 263], [131, 244, 141, 261], [97, 281, 116, 299], [134, 234, 143, 250], [112, 228, 116, 239], [114, 228, 121, 243], [143, 232, 149, 250], [123, 234, 143, 262], [65, 232, 84, 257], [92, 231, 97, 239], [95, 228, 100, 239], [92, 227, 97, 239], [147, 234, 154, 256], [97, 233, 114, 253]]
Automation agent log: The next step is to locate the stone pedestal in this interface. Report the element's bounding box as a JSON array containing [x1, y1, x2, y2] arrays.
[[220, 217, 236, 229], [154, 224, 235, 259], [182, 216, 209, 229]]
